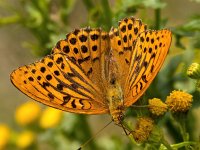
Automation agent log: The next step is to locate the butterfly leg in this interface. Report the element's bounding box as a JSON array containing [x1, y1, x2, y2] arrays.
[[115, 113, 132, 136], [120, 123, 130, 136]]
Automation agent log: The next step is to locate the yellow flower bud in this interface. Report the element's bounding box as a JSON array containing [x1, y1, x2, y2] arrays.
[[132, 117, 154, 143], [166, 90, 193, 112], [187, 63, 200, 79], [148, 98, 168, 116], [16, 130, 35, 149], [39, 107, 63, 129], [0, 124, 10, 150], [15, 101, 41, 126]]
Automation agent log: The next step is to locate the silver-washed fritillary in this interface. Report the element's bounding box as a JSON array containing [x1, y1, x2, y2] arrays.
[[10, 16, 172, 125]]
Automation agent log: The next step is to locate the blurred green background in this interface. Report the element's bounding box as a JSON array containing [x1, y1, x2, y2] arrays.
[[0, 0, 200, 150]]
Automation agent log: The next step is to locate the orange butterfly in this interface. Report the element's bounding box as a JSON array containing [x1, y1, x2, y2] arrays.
[[10, 17, 172, 125]]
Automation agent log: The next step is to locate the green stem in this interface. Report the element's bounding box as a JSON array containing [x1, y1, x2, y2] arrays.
[[77, 115, 97, 150], [121, 120, 139, 145], [154, 8, 161, 30], [160, 141, 197, 150], [0, 15, 20, 26], [179, 118, 190, 150], [172, 141, 197, 149], [82, 0, 94, 12], [161, 137, 173, 150], [180, 121, 188, 141], [101, 0, 112, 29]]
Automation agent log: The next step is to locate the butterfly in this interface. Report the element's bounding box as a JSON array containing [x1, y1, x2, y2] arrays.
[[10, 16, 172, 125]]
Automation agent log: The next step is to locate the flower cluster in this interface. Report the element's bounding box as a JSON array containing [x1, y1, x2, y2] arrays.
[[187, 63, 200, 79], [0, 101, 63, 149], [132, 90, 193, 148], [15, 101, 41, 126], [0, 124, 10, 149], [148, 98, 168, 116], [166, 90, 193, 112], [187, 62, 200, 92], [132, 117, 154, 143], [148, 90, 193, 116]]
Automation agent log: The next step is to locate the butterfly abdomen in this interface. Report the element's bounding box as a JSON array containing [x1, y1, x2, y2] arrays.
[[106, 77, 125, 124]]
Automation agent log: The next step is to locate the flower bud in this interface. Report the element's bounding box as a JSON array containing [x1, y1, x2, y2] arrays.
[[15, 101, 41, 126], [39, 107, 63, 129], [0, 124, 10, 149], [166, 90, 193, 112], [16, 130, 35, 149], [132, 117, 154, 143], [148, 98, 168, 116], [187, 63, 200, 79]]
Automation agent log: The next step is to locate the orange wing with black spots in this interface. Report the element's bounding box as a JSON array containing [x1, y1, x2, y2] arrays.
[[52, 28, 110, 88], [109, 17, 147, 89], [10, 16, 172, 117], [124, 29, 172, 106], [10, 53, 108, 114]]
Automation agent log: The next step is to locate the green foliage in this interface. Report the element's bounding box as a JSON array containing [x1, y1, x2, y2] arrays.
[[1, 0, 200, 150]]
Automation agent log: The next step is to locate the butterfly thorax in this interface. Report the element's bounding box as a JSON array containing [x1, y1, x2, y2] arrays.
[[105, 51, 125, 125]]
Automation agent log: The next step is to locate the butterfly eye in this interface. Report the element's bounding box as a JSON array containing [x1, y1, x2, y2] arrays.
[[118, 113, 124, 122]]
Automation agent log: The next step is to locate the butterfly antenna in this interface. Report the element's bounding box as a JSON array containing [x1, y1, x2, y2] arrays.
[[77, 120, 112, 150]]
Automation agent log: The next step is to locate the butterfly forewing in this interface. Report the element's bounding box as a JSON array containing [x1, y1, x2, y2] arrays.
[[10, 53, 108, 114], [109, 17, 147, 89], [52, 28, 110, 92], [124, 29, 172, 106]]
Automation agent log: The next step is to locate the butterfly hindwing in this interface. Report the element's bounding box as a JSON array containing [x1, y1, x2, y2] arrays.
[[124, 29, 172, 106], [10, 53, 108, 114]]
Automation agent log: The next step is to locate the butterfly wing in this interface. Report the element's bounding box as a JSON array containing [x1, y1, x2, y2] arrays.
[[52, 28, 110, 90], [124, 29, 172, 107], [109, 17, 147, 89], [10, 53, 108, 114]]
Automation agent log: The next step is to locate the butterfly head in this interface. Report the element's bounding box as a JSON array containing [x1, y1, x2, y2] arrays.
[[110, 105, 125, 125]]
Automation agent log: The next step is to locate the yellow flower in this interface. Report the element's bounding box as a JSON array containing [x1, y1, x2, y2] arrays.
[[148, 98, 168, 116], [132, 117, 154, 143], [39, 107, 63, 129], [187, 63, 200, 79], [15, 101, 41, 126], [0, 124, 10, 150], [166, 90, 193, 112], [16, 130, 35, 149]]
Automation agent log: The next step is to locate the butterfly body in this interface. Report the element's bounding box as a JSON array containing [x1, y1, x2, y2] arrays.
[[105, 57, 125, 124], [106, 81, 124, 124], [10, 17, 172, 126]]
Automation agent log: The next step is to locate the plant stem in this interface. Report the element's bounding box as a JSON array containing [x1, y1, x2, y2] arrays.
[[155, 8, 161, 30], [77, 115, 97, 150], [0, 15, 20, 26], [179, 118, 190, 150], [160, 141, 197, 150], [172, 141, 197, 149], [161, 137, 173, 150], [101, 0, 112, 29], [82, 0, 94, 12]]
